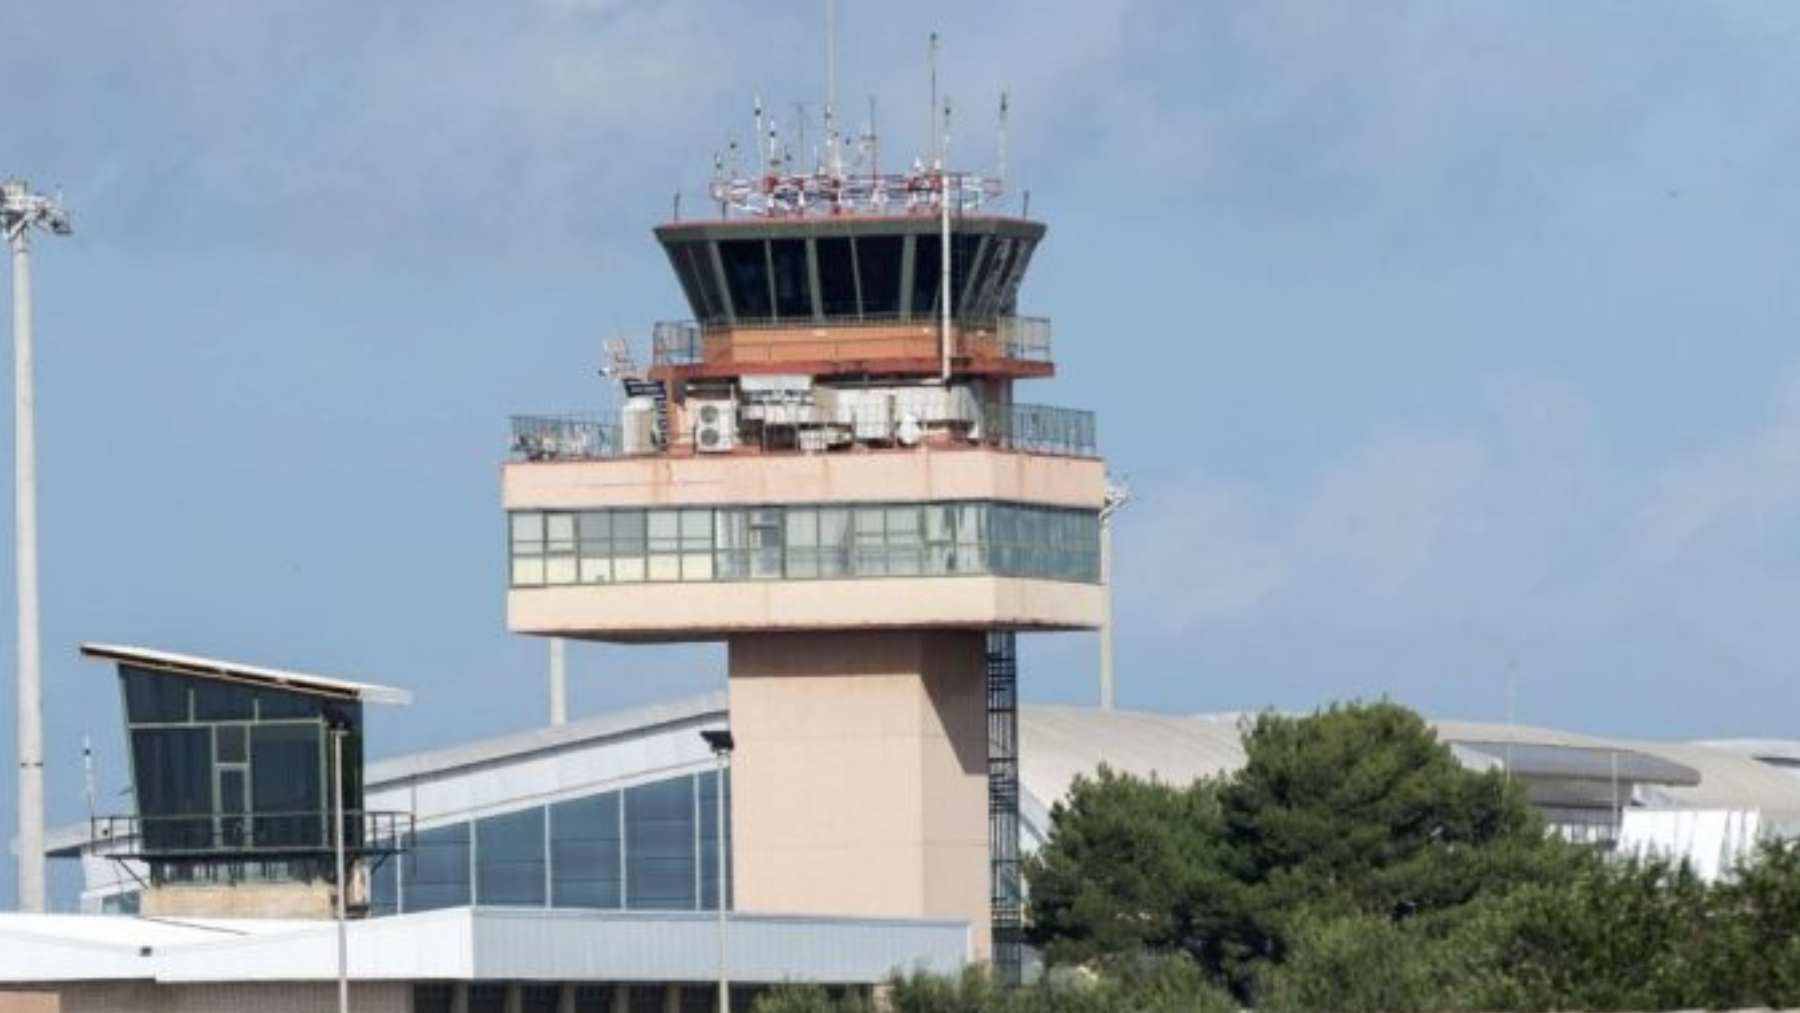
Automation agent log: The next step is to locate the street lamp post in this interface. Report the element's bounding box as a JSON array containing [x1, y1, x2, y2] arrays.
[[1, 180, 70, 913], [699, 729, 734, 1013], [330, 722, 350, 1013], [1098, 477, 1130, 711]]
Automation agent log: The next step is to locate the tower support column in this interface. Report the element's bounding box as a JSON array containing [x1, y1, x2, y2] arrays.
[[726, 631, 992, 958]]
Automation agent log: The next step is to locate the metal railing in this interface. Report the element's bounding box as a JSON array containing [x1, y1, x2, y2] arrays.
[[980, 402, 1097, 456], [510, 414, 625, 462], [650, 315, 1052, 368], [93, 811, 413, 859], [511, 401, 1096, 462]]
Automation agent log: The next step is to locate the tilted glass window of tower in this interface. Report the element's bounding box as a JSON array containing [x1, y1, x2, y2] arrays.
[[506, 500, 1101, 588], [118, 665, 365, 884]]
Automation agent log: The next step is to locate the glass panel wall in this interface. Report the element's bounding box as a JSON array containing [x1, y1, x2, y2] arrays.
[[117, 666, 363, 866], [509, 501, 1100, 588], [393, 771, 727, 916], [550, 793, 622, 909], [475, 808, 547, 906], [405, 823, 472, 911], [624, 777, 697, 910]]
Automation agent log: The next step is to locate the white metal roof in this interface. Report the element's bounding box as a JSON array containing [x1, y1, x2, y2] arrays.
[[366, 691, 723, 786], [0, 909, 968, 986], [79, 643, 412, 706]]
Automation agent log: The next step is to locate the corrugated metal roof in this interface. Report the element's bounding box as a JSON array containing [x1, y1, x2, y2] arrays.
[[79, 643, 412, 705]]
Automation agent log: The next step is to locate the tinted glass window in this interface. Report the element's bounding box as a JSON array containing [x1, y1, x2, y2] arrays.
[[855, 236, 903, 316], [910, 232, 941, 320], [132, 728, 212, 850], [193, 680, 254, 721], [123, 668, 190, 723], [371, 851, 399, 916], [551, 793, 622, 909], [468, 984, 508, 1013], [256, 687, 323, 720], [666, 242, 714, 322], [698, 769, 730, 911], [768, 239, 812, 320], [996, 237, 1038, 314], [815, 237, 858, 317], [690, 245, 727, 324], [413, 985, 455, 1013], [475, 807, 546, 906], [251, 724, 323, 848], [406, 823, 471, 912], [719, 239, 772, 319], [950, 233, 984, 318], [624, 775, 696, 910], [573, 986, 615, 1013]]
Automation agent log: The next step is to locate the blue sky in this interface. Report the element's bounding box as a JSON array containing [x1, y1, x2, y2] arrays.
[[5, 1, 1800, 907]]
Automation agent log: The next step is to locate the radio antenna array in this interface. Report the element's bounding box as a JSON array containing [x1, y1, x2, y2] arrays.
[[707, 26, 1008, 219]]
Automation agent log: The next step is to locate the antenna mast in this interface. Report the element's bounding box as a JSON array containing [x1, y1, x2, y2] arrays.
[[929, 33, 941, 169]]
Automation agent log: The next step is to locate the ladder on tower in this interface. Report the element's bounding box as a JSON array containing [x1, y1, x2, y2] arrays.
[[602, 338, 671, 448]]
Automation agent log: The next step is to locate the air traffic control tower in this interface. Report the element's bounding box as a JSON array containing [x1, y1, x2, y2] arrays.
[[503, 114, 1104, 973]]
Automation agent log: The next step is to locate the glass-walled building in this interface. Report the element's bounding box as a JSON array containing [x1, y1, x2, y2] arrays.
[[362, 694, 734, 918], [374, 768, 728, 915], [81, 644, 412, 901]]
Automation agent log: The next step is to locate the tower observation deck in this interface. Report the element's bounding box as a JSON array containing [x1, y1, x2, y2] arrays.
[[502, 104, 1105, 974]]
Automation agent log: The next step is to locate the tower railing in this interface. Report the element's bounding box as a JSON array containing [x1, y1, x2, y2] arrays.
[[510, 401, 1095, 462], [650, 315, 1052, 368]]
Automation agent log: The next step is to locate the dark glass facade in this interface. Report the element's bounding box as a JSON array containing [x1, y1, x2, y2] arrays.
[[659, 222, 1041, 326], [117, 665, 364, 875], [510, 500, 1102, 588], [389, 770, 728, 915]]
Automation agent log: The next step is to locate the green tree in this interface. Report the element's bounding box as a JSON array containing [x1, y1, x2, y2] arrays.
[[1026, 701, 1578, 995]]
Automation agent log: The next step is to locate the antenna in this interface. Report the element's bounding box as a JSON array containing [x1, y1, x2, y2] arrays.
[[824, 0, 841, 179], [997, 92, 1010, 190], [82, 734, 96, 822], [942, 98, 954, 183], [753, 95, 768, 172], [928, 33, 941, 169]]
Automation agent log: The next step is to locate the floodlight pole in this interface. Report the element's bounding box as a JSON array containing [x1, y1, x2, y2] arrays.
[[700, 729, 735, 1013], [3, 180, 69, 913], [332, 725, 349, 1013], [1098, 479, 1130, 710]]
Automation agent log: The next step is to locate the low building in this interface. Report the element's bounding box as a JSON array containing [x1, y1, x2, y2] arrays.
[[15, 688, 1799, 1012]]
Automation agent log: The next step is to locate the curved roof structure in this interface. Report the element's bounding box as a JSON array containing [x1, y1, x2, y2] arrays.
[[1017, 706, 1800, 840]]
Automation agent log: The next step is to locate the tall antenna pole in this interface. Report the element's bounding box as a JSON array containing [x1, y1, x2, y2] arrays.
[[928, 33, 940, 169], [2, 179, 70, 913], [824, 0, 840, 179], [997, 92, 1010, 190]]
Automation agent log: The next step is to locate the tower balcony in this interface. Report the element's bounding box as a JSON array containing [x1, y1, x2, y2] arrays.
[[509, 400, 1095, 464], [648, 316, 1053, 382]]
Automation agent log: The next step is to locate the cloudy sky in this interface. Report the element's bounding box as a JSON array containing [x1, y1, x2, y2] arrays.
[[4, 0, 1800, 906]]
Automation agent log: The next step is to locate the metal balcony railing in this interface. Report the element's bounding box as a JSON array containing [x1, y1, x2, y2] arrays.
[[510, 414, 625, 462], [93, 811, 413, 860], [980, 402, 1097, 456], [511, 401, 1097, 462], [649, 315, 1052, 369]]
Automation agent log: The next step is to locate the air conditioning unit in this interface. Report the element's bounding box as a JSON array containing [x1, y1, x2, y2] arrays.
[[692, 399, 737, 452]]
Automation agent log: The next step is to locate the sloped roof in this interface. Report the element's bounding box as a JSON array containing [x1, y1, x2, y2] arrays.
[[79, 643, 412, 705]]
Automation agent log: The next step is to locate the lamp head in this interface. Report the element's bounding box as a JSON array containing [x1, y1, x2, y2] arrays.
[[700, 728, 735, 754]]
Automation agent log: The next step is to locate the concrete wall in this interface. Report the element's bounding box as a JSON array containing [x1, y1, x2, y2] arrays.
[[52, 983, 408, 1013], [727, 632, 991, 959], [503, 447, 1104, 512], [511, 575, 1104, 641]]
